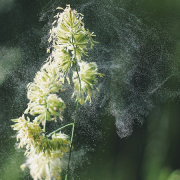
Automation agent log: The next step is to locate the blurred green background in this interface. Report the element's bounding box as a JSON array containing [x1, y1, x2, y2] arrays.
[[1, 0, 180, 179]]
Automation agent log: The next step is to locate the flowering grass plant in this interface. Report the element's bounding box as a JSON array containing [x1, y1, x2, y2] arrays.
[[12, 5, 102, 180]]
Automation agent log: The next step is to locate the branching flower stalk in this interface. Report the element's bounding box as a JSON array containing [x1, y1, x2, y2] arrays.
[[12, 5, 102, 180]]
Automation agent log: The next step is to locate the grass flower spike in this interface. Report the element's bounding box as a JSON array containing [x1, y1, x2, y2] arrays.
[[12, 5, 102, 180]]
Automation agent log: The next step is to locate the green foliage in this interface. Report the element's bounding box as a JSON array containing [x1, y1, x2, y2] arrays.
[[167, 170, 180, 180]]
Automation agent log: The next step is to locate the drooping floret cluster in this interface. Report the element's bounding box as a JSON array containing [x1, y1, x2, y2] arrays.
[[12, 5, 101, 180], [48, 5, 102, 104]]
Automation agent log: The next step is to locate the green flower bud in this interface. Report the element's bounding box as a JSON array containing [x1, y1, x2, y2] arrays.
[[52, 48, 74, 72], [47, 94, 66, 118], [73, 61, 100, 104]]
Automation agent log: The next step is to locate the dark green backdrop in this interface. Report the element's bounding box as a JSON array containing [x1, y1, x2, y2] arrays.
[[1, 0, 180, 179]]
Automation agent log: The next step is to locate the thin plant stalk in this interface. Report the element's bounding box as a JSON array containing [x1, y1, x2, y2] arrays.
[[65, 38, 81, 179], [47, 163, 52, 180], [47, 123, 74, 138], [44, 109, 51, 180], [43, 110, 47, 132], [65, 100, 79, 180]]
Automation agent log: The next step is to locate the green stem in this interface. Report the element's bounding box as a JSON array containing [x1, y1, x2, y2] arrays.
[[43, 110, 47, 132], [65, 99, 79, 179], [43, 99, 48, 132], [65, 23, 82, 180], [44, 108, 51, 180], [75, 66, 81, 97], [47, 123, 74, 137], [47, 163, 52, 180], [65, 63, 81, 180]]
